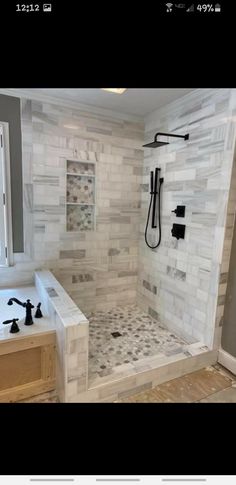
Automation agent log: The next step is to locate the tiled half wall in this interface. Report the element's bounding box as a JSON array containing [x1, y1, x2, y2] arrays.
[[35, 270, 89, 402]]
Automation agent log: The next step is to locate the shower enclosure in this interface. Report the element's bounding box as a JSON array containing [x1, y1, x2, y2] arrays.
[[49, 129, 218, 401], [3, 88, 234, 402]]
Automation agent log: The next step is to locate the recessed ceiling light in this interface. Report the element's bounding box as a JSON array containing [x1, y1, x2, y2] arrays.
[[101, 88, 127, 94]]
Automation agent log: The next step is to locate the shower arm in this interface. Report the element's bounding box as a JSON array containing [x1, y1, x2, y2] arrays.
[[154, 132, 189, 142]]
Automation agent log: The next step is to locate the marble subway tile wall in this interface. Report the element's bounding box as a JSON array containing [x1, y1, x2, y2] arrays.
[[214, 94, 236, 350], [138, 88, 236, 349], [0, 96, 144, 314]]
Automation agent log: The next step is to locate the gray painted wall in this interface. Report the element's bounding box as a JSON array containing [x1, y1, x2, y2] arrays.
[[0, 94, 23, 252], [221, 217, 236, 358]]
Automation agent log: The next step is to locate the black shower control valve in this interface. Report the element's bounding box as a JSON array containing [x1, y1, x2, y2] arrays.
[[171, 223, 185, 240], [172, 205, 185, 217]]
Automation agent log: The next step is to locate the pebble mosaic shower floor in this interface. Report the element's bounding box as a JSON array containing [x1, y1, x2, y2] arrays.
[[88, 305, 191, 381]]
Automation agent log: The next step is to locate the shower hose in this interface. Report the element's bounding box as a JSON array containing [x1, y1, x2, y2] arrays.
[[144, 178, 163, 249]]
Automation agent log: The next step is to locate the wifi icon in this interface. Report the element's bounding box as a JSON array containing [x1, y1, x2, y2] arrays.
[[166, 3, 173, 11]]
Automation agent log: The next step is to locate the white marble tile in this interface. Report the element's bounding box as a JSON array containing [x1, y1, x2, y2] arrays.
[[139, 89, 236, 351]]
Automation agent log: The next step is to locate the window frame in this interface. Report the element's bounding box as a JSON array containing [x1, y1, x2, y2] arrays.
[[0, 121, 13, 267]]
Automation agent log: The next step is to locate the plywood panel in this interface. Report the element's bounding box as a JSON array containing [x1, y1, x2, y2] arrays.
[[0, 331, 55, 356], [41, 345, 56, 381], [0, 331, 56, 402], [0, 379, 56, 403], [0, 347, 41, 390]]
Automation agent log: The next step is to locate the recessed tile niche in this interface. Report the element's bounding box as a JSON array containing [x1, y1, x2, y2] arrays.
[[66, 160, 95, 232]]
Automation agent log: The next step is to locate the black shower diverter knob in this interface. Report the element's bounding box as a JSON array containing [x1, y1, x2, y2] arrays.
[[171, 205, 185, 217]]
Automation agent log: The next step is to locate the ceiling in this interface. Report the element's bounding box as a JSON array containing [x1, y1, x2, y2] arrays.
[[9, 88, 195, 117]]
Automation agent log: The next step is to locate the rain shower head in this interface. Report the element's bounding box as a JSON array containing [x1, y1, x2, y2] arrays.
[[143, 132, 189, 148], [143, 140, 169, 148]]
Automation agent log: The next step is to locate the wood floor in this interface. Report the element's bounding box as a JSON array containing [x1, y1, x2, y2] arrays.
[[16, 364, 236, 403]]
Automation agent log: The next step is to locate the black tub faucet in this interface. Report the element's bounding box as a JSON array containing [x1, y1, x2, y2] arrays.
[[7, 298, 34, 325]]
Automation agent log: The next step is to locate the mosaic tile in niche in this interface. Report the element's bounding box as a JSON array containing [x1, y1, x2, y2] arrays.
[[67, 175, 94, 204], [67, 160, 95, 175], [67, 205, 94, 231]]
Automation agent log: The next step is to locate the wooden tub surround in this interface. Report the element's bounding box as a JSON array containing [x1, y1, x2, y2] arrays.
[[0, 330, 56, 402], [0, 286, 56, 402]]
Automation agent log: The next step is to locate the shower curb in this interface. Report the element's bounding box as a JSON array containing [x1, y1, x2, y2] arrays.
[[68, 349, 218, 402]]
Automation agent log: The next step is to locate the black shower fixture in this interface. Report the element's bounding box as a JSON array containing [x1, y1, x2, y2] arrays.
[[172, 205, 186, 217], [171, 223, 185, 240], [143, 132, 189, 148], [143, 131, 189, 249], [145, 167, 164, 249]]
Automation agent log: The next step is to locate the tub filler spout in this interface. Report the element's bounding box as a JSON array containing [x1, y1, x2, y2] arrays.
[[7, 298, 34, 325]]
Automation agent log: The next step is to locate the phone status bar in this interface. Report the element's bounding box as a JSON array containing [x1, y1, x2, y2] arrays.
[[161, 2, 223, 13], [11, 1, 226, 16]]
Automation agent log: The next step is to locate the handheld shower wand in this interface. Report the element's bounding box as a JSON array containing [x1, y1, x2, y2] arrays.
[[145, 168, 164, 249]]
